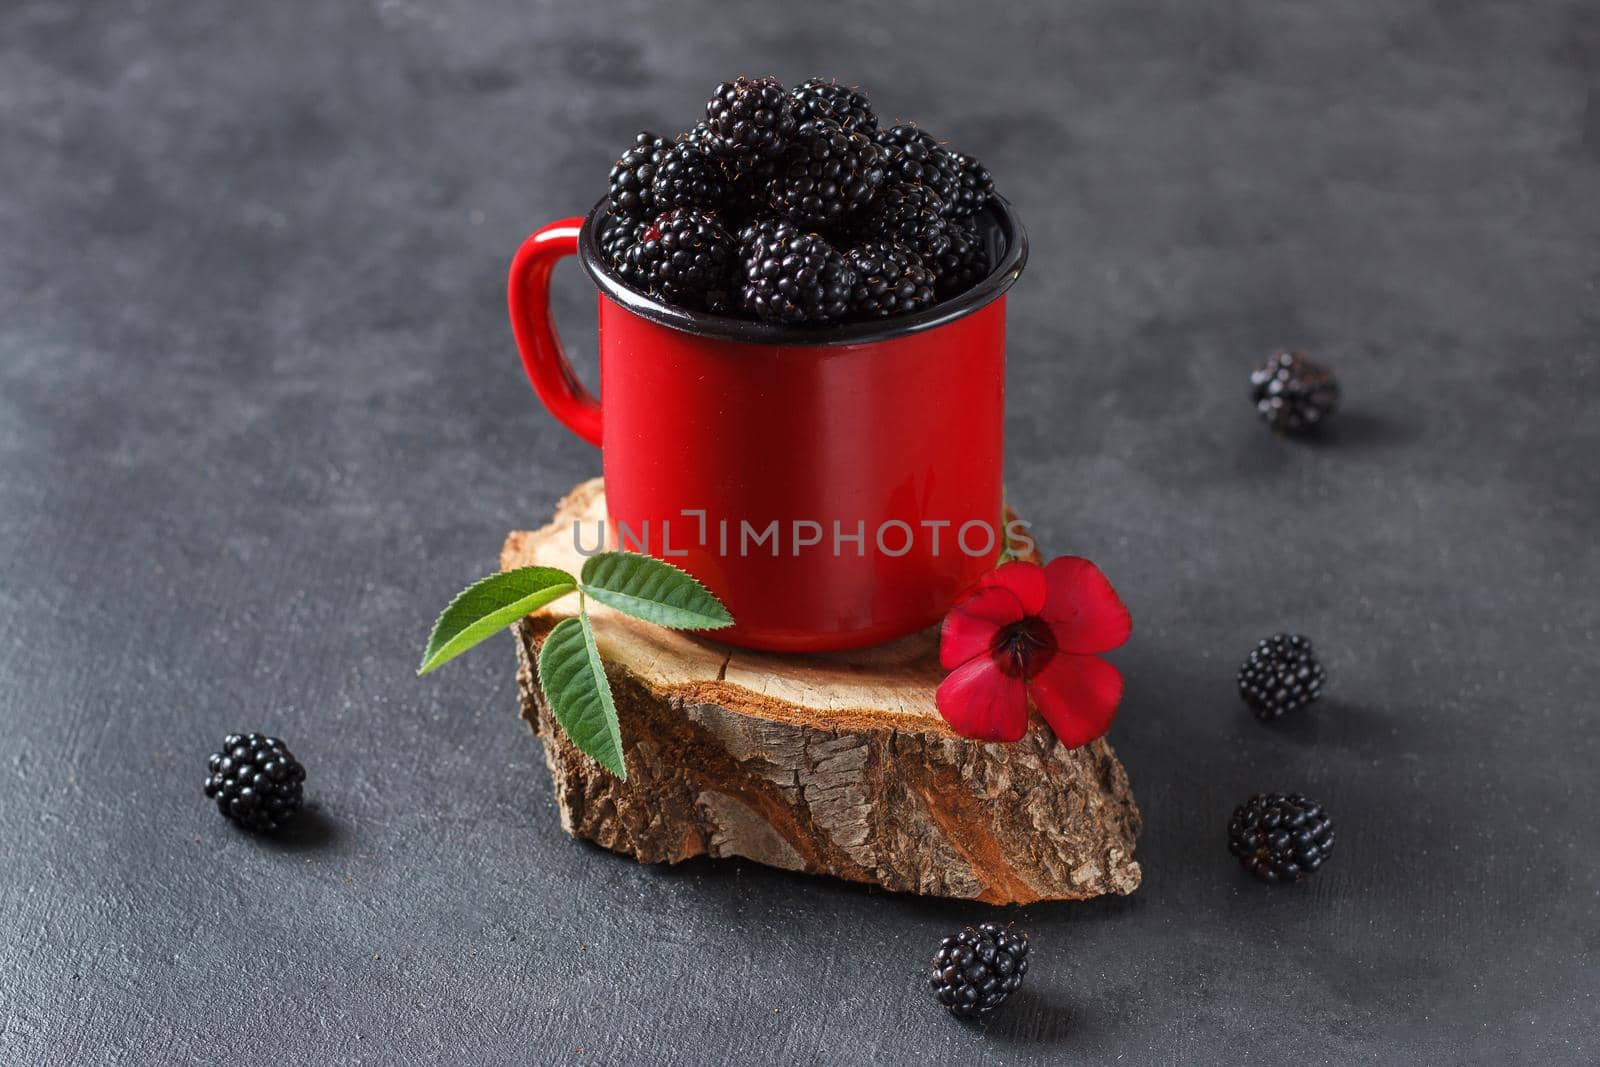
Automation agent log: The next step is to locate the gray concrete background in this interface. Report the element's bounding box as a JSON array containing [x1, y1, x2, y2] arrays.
[[2, 1, 1596, 1063]]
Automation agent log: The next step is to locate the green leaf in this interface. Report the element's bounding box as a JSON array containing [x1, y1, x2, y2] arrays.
[[578, 551, 733, 630], [417, 566, 577, 675], [537, 607, 626, 778], [996, 503, 1016, 565]]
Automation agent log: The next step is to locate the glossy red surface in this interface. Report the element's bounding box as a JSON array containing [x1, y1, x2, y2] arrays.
[[509, 218, 1008, 651], [507, 219, 602, 446]]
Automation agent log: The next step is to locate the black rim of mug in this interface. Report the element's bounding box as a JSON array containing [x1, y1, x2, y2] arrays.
[[575, 195, 1029, 347]]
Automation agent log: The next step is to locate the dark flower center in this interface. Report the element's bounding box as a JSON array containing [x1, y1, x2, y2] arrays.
[[989, 616, 1057, 678]]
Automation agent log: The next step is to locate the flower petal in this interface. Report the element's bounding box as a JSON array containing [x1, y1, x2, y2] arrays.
[[935, 654, 1030, 742], [939, 583, 1027, 669], [1039, 556, 1132, 654], [978, 560, 1047, 616], [1028, 653, 1124, 749]]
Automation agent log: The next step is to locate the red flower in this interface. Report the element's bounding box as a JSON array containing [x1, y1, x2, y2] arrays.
[[935, 558, 1132, 746]]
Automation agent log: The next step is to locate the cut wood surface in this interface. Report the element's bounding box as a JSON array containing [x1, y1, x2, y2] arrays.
[[503, 479, 1142, 904]]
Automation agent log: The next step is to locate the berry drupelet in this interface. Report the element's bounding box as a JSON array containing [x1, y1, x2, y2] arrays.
[[650, 137, 729, 211], [789, 77, 877, 134], [1238, 633, 1327, 721], [1250, 350, 1341, 432], [204, 732, 306, 832], [930, 923, 1030, 1018], [1228, 793, 1335, 883], [606, 131, 671, 220], [624, 207, 735, 311], [736, 217, 855, 325], [766, 119, 885, 229], [705, 75, 797, 161], [844, 240, 935, 320]]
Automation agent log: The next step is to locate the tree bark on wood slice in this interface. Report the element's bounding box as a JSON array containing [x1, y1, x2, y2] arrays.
[[502, 479, 1142, 904]]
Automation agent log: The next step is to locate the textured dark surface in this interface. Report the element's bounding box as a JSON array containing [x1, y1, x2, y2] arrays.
[[2, 2, 1596, 1063]]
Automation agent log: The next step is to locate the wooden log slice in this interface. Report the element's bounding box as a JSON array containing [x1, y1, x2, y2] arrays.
[[503, 479, 1142, 904]]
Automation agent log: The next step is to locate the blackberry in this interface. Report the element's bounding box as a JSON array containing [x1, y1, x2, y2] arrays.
[[676, 121, 768, 220], [789, 77, 877, 134], [606, 131, 671, 219], [721, 153, 777, 224], [948, 152, 995, 219], [844, 240, 935, 320], [705, 76, 797, 161], [603, 216, 656, 292], [873, 125, 960, 207], [650, 137, 728, 211], [1228, 793, 1335, 883], [599, 213, 646, 271], [682, 120, 718, 152], [929, 923, 1029, 1018], [736, 217, 855, 325], [1237, 633, 1327, 721], [931, 216, 990, 299], [623, 207, 735, 311], [1250, 350, 1341, 432], [204, 732, 306, 832], [857, 181, 950, 261], [766, 119, 885, 229]]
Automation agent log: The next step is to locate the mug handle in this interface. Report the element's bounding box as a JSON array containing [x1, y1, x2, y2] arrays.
[[507, 218, 603, 447]]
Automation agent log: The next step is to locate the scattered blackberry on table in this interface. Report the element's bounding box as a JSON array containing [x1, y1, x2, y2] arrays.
[[736, 216, 855, 324], [873, 124, 960, 208], [857, 181, 951, 261], [623, 207, 735, 311], [1250, 350, 1341, 432], [1228, 793, 1335, 883], [931, 216, 990, 299], [705, 75, 797, 161], [650, 137, 729, 211], [948, 152, 995, 219], [929, 922, 1030, 1018], [845, 240, 935, 320], [789, 77, 877, 134], [766, 119, 885, 229], [1238, 633, 1327, 721], [204, 732, 306, 832], [606, 131, 671, 219]]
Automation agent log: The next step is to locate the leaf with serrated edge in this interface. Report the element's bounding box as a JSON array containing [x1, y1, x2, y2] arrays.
[[417, 566, 576, 675], [578, 551, 733, 630], [537, 608, 626, 778]]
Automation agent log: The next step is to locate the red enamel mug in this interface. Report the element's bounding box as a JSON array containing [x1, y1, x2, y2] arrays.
[[507, 199, 1027, 652]]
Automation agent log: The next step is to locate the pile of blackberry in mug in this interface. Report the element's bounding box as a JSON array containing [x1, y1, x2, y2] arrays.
[[599, 76, 998, 325]]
